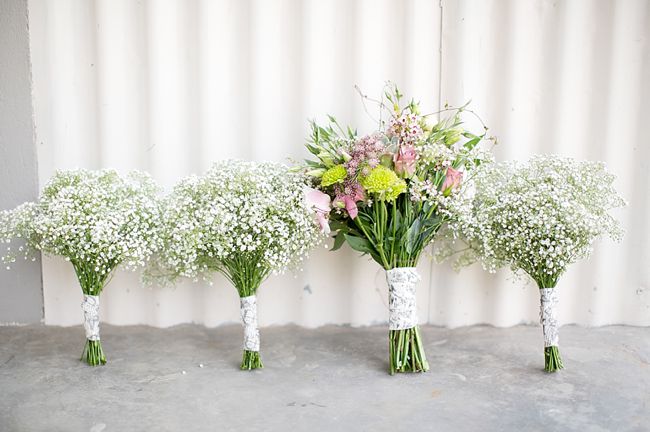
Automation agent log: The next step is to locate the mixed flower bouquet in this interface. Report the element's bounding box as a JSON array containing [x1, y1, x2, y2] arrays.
[[0, 169, 162, 365], [444, 155, 626, 371], [149, 160, 322, 370], [302, 84, 495, 374]]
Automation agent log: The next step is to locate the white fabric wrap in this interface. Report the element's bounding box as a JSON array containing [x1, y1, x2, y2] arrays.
[[81, 294, 101, 341], [240, 295, 260, 352], [386, 267, 420, 330], [539, 288, 559, 347]]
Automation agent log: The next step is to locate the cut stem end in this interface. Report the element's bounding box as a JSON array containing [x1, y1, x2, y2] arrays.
[[241, 350, 263, 370]]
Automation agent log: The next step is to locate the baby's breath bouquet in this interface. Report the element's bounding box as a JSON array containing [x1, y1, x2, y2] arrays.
[[150, 160, 322, 370], [445, 155, 625, 372], [302, 83, 495, 374], [0, 169, 162, 366]]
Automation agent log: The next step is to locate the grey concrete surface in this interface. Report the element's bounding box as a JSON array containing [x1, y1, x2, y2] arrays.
[[0, 0, 43, 323], [0, 324, 648, 432]]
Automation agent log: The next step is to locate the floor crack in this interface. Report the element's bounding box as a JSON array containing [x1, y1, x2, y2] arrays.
[[0, 354, 15, 368]]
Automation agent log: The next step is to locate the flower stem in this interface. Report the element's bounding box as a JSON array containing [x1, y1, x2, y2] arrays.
[[544, 345, 563, 372], [241, 350, 264, 370], [81, 339, 106, 366], [389, 326, 429, 374]]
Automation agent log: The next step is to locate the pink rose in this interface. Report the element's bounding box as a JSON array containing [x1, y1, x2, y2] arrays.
[[393, 144, 417, 178], [441, 167, 463, 193], [304, 187, 331, 234]]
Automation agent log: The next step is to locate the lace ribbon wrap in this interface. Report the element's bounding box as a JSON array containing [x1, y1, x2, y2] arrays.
[[240, 295, 260, 352], [81, 294, 101, 341], [539, 288, 560, 347], [386, 267, 420, 330]]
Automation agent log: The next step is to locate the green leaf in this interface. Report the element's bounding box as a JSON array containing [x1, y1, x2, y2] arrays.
[[328, 220, 348, 232], [304, 159, 323, 168], [419, 214, 444, 245], [405, 218, 422, 255], [463, 137, 481, 151], [347, 126, 356, 140], [344, 234, 374, 255], [318, 126, 330, 139], [305, 143, 320, 156], [331, 233, 347, 251], [422, 214, 442, 228]]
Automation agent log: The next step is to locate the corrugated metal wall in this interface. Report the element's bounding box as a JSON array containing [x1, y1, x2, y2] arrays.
[[27, 0, 649, 327]]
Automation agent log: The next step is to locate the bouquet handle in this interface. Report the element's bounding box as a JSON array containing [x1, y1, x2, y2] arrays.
[[240, 295, 263, 370], [80, 294, 106, 366], [540, 288, 563, 372], [386, 268, 429, 374]]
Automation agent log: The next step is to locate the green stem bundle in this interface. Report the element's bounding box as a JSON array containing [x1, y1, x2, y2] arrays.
[[544, 346, 563, 372], [344, 196, 443, 374], [241, 350, 263, 370], [389, 327, 429, 374], [81, 339, 106, 366]]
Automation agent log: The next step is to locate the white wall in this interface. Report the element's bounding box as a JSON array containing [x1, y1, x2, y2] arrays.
[[0, 0, 43, 323], [27, 0, 650, 328]]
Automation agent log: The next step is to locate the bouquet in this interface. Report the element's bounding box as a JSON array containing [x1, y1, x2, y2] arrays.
[[445, 155, 625, 372], [0, 169, 162, 366], [150, 160, 322, 370], [302, 84, 494, 374]]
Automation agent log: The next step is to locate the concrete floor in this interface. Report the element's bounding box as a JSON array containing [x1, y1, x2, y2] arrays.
[[0, 325, 648, 432]]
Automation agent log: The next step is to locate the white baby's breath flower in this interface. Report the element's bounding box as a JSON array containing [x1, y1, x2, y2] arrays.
[[148, 160, 323, 285], [1, 169, 163, 293], [441, 155, 626, 286]]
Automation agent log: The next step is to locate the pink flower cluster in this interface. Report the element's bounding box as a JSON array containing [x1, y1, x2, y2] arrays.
[[333, 183, 364, 219], [325, 134, 386, 219], [387, 112, 423, 146], [344, 134, 385, 177]]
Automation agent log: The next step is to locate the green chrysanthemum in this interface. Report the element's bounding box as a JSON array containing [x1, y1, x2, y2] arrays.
[[385, 178, 407, 201], [321, 165, 347, 187], [360, 165, 406, 201]]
